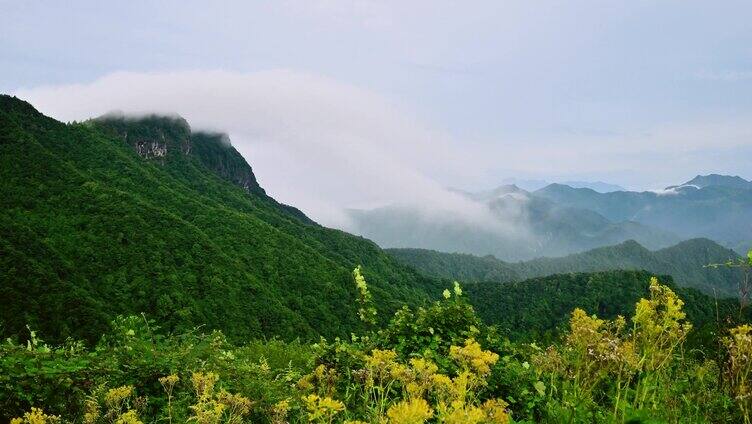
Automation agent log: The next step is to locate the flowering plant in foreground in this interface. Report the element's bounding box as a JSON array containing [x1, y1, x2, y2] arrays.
[[6, 268, 752, 423], [725, 324, 752, 423]]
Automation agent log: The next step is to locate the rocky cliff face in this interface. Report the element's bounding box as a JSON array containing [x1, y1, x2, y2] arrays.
[[94, 113, 263, 194], [92, 113, 318, 224], [94, 113, 192, 161], [133, 139, 168, 158], [190, 131, 264, 195]]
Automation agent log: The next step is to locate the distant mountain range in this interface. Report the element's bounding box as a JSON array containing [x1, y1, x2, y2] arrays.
[[388, 238, 744, 297], [349, 175, 752, 260], [668, 174, 752, 190], [502, 177, 626, 193], [535, 175, 752, 254]]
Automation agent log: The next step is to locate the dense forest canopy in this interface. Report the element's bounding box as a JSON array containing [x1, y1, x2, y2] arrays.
[[0, 95, 439, 344], [388, 238, 743, 297], [463, 270, 751, 345]]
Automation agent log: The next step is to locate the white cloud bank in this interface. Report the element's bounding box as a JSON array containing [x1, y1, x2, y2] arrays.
[[16, 69, 523, 238], [14, 69, 752, 230]]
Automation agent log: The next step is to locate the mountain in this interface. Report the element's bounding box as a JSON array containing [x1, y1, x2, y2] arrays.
[[350, 184, 679, 261], [534, 179, 752, 252], [681, 174, 752, 190], [353, 173, 751, 262], [384, 248, 521, 283], [449, 184, 528, 203], [0, 95, 439, 344], [562, 180, 626, 192], [347, 205, 536, 261], [501, 178, 625, 193], [463, 270, 749, 343], [387, 238, 743, 297], [515, 238, 743, 296]]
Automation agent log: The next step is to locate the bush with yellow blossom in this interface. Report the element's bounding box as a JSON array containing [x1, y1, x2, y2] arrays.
[[5, 267, 752, 423], [725, 324, 752, 423], [10, 407, 60, 424], [531, 277, 724, 422]]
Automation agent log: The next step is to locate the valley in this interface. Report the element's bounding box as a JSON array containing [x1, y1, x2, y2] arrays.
[[1, 96, 750, 423]]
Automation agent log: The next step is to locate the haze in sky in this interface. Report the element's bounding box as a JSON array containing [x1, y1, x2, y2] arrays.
[[3, 1, 752, 226]]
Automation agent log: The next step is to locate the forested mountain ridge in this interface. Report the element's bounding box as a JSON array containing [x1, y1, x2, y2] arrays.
[[350, 174, 751, 260], [388, 237, 743, 297], [675, 174, 752, 190], [94, 113, 264, 194], [0, 95, 439, 344], [349, 185, 679, 261], [463, 269, 750, 343], [91, 113, 317, 224], [534, 178, 752, 253]]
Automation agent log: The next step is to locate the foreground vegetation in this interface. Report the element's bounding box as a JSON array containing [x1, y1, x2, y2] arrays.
[[4, 266, 752, 423]]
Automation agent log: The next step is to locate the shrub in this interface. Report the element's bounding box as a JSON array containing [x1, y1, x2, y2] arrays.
[[3, 270, 750, 423]]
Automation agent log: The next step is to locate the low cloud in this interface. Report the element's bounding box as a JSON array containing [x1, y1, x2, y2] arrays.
[[16, 69, 520, 238], [14, 69, 752, 237]]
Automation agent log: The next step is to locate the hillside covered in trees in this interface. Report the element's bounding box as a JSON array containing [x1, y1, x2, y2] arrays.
[[463, 270, 750, 343], [0, 95, 440, 344], [388, 238, 743, 297]]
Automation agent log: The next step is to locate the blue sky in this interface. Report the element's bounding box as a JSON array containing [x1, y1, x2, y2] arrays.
[[2, 1, 751, 224]]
